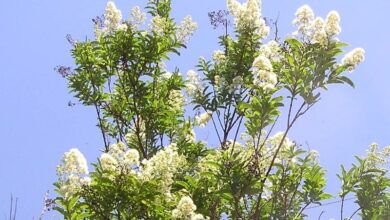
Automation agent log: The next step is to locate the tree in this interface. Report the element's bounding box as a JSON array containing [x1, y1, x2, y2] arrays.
[[51, 0, 389, 219]]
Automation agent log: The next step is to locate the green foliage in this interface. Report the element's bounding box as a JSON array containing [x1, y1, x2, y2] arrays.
[[51, 1, 386, 220], [338, 149, 390, 220]]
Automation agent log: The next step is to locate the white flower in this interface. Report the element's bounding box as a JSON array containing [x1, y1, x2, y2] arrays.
[[195, 112, 212, 128], [293, 4, 315, 36], [100, 153, 118, 172], [341, 48, 365, 72], [227, 0, 269, 38], [259, 40, 280, 61], [177, 16, 198, 43], [109, 142, 126, 159], [168, 90, 185, 113], [128, 6, 146, 30], [311, 17, 328, 46], [214, 75, 226, 92], [325, 11, 341, 36], [172, 196, 207, 220], [252, 55, 277, 92], [185, 70, 203, 98], [269, 132, 294, 152], [308, 150, 319, 160], [172, 196, 197, 219], [124, 149, 140, 166], [80, 176, 92, 186], [212, 50, 227, 64], [150, 15, 168, 36], [366, 143, 389, 168], [160, 72, 173, 80], [104, 1, 123, 34], [56, 148, 90, 198], [253, 55, 272, 72], [139, 143, 186, 194], [191, 214, 207, 220], [58, 148, 89, 176], [185, 129, 196, 143]]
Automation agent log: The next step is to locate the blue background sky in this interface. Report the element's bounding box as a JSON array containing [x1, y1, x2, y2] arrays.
[[0, 0, 389, 219]]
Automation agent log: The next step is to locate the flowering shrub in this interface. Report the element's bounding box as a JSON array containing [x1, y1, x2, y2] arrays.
[[52, 0, 389, 219]]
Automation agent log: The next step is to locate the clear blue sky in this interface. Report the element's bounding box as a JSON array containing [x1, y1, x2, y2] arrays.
[[0, 0, 389, 219]]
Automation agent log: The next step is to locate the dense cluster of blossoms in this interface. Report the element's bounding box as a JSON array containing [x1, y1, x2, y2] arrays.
[[252, 55, 277, 92], [292, 5, 314, 37], [185, 70, 203, 98], [212, 50, 227, 64], [103, 2, 126, 34], [96, 1, 197, 42], [227, 0, 269, 38], [177, 16, 198, 43], [99, 142, 140, 173], [139, 143, 186, 196], [172, 196, 209, 220], [341, 48, 365, 72], [259, 40, 280, 61], [57, 142, 185, 199], [128, 6, 146, 30], [292, 5, 341, 46], [149, 15, 169, 36], [195, 111, 213, 128], [365, 143, 390, 169], [172, 196, 208, 220], [268, 132, 297, 164], [56, 148, 90, 198], [168, 89, 186, 113]]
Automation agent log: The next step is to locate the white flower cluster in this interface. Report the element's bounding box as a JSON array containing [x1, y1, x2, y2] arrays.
[[177, 16, 198, 44], [252, 55, 277, 92], [195, 111, 213, 128], [365, 143, 390, 169], [149, 15, 169, 36], [172, 196, 208, 220], [268, 132, 298, 164], [185, 70, 203, 98], [293, 5, 341, 46], [227, 0, 269, 38], [325, 11, 341, 36], [99, 142, 140, 173], [57, 148, 90, 198], [214, 75, 224, 92], [212, 50, 227, 64], [185, 128, 197, 143], [259, 40, 280, 61], [168, 90, 185, 114], [104, 2, 126, 34], [139, 143, 186, 194], [128, 6, 146, 30], [341, 48, 365, 72], [293, 5, 314, 36]]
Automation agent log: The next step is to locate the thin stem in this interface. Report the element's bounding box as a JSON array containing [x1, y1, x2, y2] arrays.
[[287, 95, 295, 127], [349, 207, 362, 220], [230, 115, 244, 156], [253, 102, 306, 218], [296, 202, 311, 219], [340, 195, 345, 220], [94, 104, 109, 152], [9, 195, 12, 220], [13, 198, 17, 220], [318, 211, 325, 220]]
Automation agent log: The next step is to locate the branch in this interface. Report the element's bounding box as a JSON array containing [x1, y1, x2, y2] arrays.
[[349, 207, 362, 220]]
